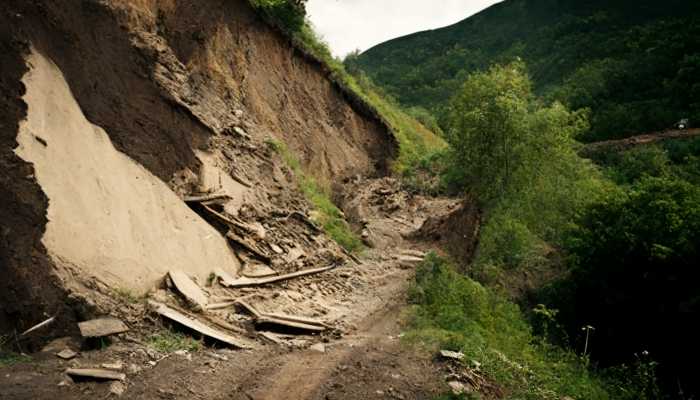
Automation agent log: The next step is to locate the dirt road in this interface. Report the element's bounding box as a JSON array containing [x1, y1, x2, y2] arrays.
[[0, 178, 461, 400]]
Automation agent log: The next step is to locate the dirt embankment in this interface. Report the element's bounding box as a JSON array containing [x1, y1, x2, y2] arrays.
[[0, 0, 396, 342]]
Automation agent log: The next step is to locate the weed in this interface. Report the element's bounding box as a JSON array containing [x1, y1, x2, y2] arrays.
[[147, 329, 202, 353], [267, 139, 364, 253], [0, 335, 31, 367], [114, 287, 142, 304]]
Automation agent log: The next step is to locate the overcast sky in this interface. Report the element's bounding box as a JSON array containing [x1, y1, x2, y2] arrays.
[[306, 0, 503, 58]]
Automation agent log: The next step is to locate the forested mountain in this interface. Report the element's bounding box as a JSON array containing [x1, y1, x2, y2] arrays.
[[350, 0, 700, 141]]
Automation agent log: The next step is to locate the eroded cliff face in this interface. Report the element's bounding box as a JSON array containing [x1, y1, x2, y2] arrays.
[[0, 0, 395, 339]]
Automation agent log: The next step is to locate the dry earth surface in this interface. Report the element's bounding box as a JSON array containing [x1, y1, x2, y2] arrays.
[[0, 178, 462, 400]]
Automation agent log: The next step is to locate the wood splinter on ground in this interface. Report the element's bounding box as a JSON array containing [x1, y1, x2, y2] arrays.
[[78, 317, 129, 338]]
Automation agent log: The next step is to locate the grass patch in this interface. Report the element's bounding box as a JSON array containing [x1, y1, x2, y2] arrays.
[[406, 253, 615, 399], [0, 335, 31, 367], [266, 139, 364, 253], [114, 287, 142, 304], [147, 330, 202, 353]]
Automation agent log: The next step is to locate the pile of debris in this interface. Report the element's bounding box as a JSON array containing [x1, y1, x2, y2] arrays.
[[142, 191, 352, 349], [438, 350, 503, 398]]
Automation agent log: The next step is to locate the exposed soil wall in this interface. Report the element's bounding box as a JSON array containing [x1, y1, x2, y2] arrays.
[[0, 0, 396, 339]]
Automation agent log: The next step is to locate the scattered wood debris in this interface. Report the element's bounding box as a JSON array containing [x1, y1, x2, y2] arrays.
[[235, 300, 329, 333], [148, 301, 254, 349], [226, 230, 271, 263], [66, 368, 126, 381], [168, 271, 208, 310], [219, 265, 337, 288], [78, 317, 129, 338]]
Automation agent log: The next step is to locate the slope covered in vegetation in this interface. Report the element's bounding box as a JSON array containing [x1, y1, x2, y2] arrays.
[[351, 0, 700, 141]]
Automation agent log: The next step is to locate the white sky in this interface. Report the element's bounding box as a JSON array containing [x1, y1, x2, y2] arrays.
[[306, 0, 503, 58]]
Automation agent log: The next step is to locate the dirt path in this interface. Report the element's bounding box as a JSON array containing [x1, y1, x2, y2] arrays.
[[582, 128, 700, 155], [0, 177, 459, 400]]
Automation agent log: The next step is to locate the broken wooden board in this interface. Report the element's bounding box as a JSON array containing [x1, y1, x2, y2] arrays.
[[205, 301, 237, 311], [234, 299, 263, 319], [20, 316, 56, 336], [226, 230, 271, 263], [183, 192, 231, 203], [168, 271, 208, 310], [255, 316, 327, 332], [258, 331, 282, 344], [220, 265, 336, 288], [264, 312, 330, 329], [66, 368, 126, 381], [148, 301, 253, 349], [235, 301, 328, 332], [78, 318, 129, 338]]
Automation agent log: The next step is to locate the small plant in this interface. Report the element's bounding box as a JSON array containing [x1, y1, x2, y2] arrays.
[[147, 329, 202, 353], [268, 138, 364, 253], [114, 287, 141, 304], [0, 335, 31, 367]]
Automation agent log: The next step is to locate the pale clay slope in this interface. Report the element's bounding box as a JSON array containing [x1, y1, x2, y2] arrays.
[[14, 49, 240, 293]]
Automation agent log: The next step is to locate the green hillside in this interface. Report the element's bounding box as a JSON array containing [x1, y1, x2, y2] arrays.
[[350, 0, 700, 141]]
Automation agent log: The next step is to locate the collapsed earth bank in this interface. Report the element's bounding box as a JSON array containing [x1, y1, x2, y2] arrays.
[[0, 0, 397, 341]]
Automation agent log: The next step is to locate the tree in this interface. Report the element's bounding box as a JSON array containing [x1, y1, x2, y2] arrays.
[[443, 61, 590, 207]]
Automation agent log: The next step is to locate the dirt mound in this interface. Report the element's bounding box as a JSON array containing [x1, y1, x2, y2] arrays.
[[0, 0, 396, 340], [412, 200, 481, 267]]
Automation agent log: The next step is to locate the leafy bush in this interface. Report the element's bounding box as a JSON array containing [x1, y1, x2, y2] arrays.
[[547, 176, 700, 397], [407, 254, 614, 399], [248, 0, 306, 34]]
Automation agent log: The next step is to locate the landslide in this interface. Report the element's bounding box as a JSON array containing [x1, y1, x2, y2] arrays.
[[0, 0, 395, 342]]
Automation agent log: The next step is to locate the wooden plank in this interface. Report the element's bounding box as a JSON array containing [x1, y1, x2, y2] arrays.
[[264, 312, 330, 329], [78, 318, 129, 338], [234, 299, 263, 319], [258, 331, 282, 344], [220, 266, 336, 288], [66, 368, 126, 381], [183, 193, 231, 203], [148, 301, 252, 349], [169, 271, 208, 310], [226, 231, 271, 263], [255, 316, 326, 332], [205, 301, 237, 311], [20, 316, 56, 336]]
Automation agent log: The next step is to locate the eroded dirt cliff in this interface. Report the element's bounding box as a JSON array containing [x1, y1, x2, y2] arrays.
[[0, 0, 396, 339]]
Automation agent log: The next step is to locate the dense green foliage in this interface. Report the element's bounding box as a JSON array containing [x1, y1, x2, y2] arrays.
[[407, 254, 662, 399], [441, 63, 605, 287], [538, 140, 700, 396], [351, 0, 700, 141]]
